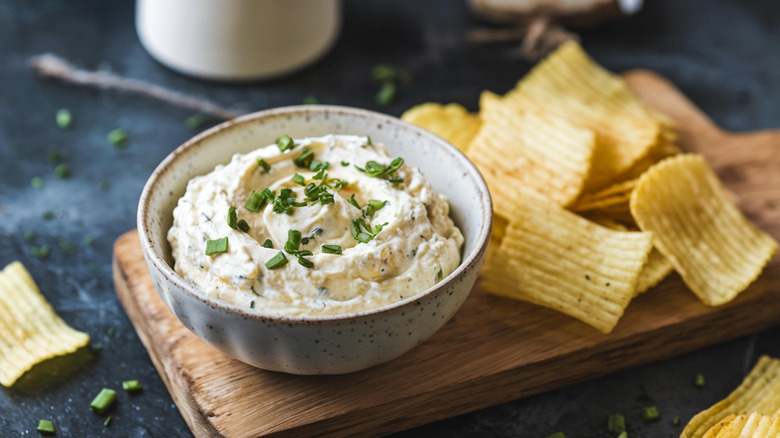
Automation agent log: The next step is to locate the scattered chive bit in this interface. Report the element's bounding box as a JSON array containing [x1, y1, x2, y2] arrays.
[[355, 157, 404, 181], [616, 432, 627, 438], [185, 115, 204, 130], [48, 149, 63, 163], [250, 300, 255, 309], [544, 433, 566, 438], [107, 129, 128, 147], [30, 245, 50, 259], [262, 239, 274, 249], [301, 237, 310, 245], [293, 148, 314, 168], [103, 415, 113, 427], [99, 178, 111, 191], [24, 230, 35, 241], [607, 414, 626, 434], [265, 251, 288, 269], [436, 269, 443, 281], [107, 327, 115, 336], [298, 256, 314, 268], [227, 206, 238, 229], [37, 419, 55, 434], [89, 388, 117, 414], [205, 237, 229, 256], [237, 219, 250, 233], [56, 108, 73, 129], [43, 211, 56, 220], [292, 173, 306, 186], [54, 163, 70, 178], [245, 189, 270, 212], [31, 176, 45, 188], [309, 160, 328, 172], [347, 194, 361, 210], [122, 380, 142, 392], [366, 136, 372, 145], [276, 134, 295, 152], [285, 229, 302, 254], [83, 235, 95, 246], [322, 244, 342, 255], [302, 96, 319, 105], [672, 416, 680, 426], [694, 373, 705, 387], [257, 158, 271, 173], [58, 238, 77, 254], [642, 406, 660, 422], [376, 81, 396, 106], [341, 161, 350, 166]]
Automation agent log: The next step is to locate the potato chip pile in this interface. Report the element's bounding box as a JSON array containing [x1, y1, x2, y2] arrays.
[[402, 41, 777, 333], [0, 261, 90, 386]]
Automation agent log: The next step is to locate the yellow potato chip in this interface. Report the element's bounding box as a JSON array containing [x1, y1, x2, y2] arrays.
[[635, 248, 674, 295], [401, 103, 482, 152], [0, 261, 90, 386], [630, 154, 778, 306], [682, 356, 780, 438], [570, 178, 637, 213], [467, 90, 595, 214], [504, 41, 663, 191], [703, 413, 780, 438], [619, 141, 681, 182], [480, 195, 654, 333]]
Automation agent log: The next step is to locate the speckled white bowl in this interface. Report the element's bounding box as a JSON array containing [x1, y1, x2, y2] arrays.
[[137, 106, 492, 374]]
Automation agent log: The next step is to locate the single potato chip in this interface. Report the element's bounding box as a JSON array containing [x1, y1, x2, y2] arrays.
[[630, 154, 778, 306], [480, 195, 654, 333], [635, 248, 674, 295], [467, 90, 595, 214], [703, 413, 780, 438], [570, 178, 637, 214], [401, 103, 482, 152], [0, 261, 90, 386], [683, 356, 780, 438], [504, 41, 663, 191]]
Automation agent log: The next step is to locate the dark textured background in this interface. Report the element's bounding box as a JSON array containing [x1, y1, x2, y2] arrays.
[[1, 1, 779, 437]]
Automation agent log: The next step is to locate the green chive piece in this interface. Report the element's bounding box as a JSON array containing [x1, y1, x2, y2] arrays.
[[83, 235, 95, 246], [205, 237, 229, 256], [322, 244, 342, 255], [376, 81, 397, 106], [694, 373, 705, 387], [616, 432, 627, 438], [250, 300, 255, 309], [607, 414, 625, 434], [30, 245, 50, 259], [185, 115, 204, 130], [24, 230, 35, 241], [58, 238, 77, 254], [122, 380, 142, 392], [107, 129, 128, 147], [276, 134, 295, 152], [245, 190, 267, 212], [642, 406, 660, 422], [285, 229, 302, 254], [53, 163, 70, 179], [31, 176, 45, 188], [292, 173, 305, 186], [544, 433, 566, 438], [436, 269, 443, 281], [89, 388, 117, 414], [672, 416, 680, 426], [348, 194, 361, 210], [341, 161, 350, 166], [293, 148, 314, 168], [265, 251, 288, 269], [237, 219, 250, 233], [104, 415, 113, 427], [107, 327, 115, 336], [48, 149, 63, 163], [37, 419, 55, 434], [298, 256, 314, 268], [262, 239, 274, 249], [56, 108, 73, 129], [257, 158, 271, 173], [303, 96, 319, 105], [366, 136, 372, 145], [227, 206, 238, 229], [372, 65, 396, 82], [42, 211, 56, 220]]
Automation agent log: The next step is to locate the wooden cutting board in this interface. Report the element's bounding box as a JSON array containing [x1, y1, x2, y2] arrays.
[[113, 70, 780, 438]]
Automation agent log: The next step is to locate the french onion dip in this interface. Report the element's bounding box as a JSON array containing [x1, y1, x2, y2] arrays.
[[168, 134, 464, 316]]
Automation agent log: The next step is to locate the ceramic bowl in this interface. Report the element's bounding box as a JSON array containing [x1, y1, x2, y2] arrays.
[[137, 106, 492, 374]]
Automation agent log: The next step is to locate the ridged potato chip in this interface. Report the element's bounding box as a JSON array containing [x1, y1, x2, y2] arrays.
[[630, 154, 778, 306], [635, 248, 674, 295], [570, 178, 637, 214], [401, 103, 482, 152], [504, 41, 663, 191], [703, 413, 780, 438], [0, 261, 90, 386], [467, 91, 595, 213], [683, 356, 780, 438], [481, 195, 653, 333]]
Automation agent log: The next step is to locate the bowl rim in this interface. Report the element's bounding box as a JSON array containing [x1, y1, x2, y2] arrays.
[[137, 105, 493, 323]]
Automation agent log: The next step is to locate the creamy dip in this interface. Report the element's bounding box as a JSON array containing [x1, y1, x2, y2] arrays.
[[168, 135, 464, 316]]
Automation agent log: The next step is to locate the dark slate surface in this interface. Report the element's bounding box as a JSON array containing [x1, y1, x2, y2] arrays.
[[0, 0, 778, 437]]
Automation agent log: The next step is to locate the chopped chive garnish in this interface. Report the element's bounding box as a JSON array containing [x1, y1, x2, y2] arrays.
[[607, 414, 625, 434], [544, 433, 565, 438], [312, 169, 327, 180], [89, 388, 117, 414], [285, 229, 302, 254], [303, 96, 319, 105], [43, 211, 55, 220], [356, 157, 404, 184], [37, 419, 55, 434], [616, 432, 627, 438], [341, 161, 350, 166], [59, 238, 77, 254], [348, 194, 361, 210], [297, 250, 313, 257], [48, 149, 63, 163], [30, 245, 50, 259], [24, 230, 35, 241], [227, 206, 238, 229], [104, 415, 113, 427], [205, 237, 229, 256], [298, 256, 314, 268], [642, 406, 660, 421], [257, 158, 271, 173], [53, 163, 70, 178], [292, 174, 305, 186], [262, 239, 274, 249], [250, 300, 255, 309], [122, 380, 142, 392], [185, 115, 204, 130], [309, 161, 329, 172], [31, 176, 45, 188], [694, 373, 705, 387], [107, 327, 115, 336], [265, 251, 288, 269], [436, 269, 443, 281], [56, 109, 73, 129], [376, 81, 396, 106], [367, 200, 386, 210], [293, 148, 314, 168], [372, 65, 396, 82], [107, 129, 128, 147], [366, 136, 372, 145], [245, 189, 274, 212], [322, 244, 342, 254], [672, 416, 680, 426], [301, 237, 310, 245], [237, 219, 250, 232], [276, 134, 295, 152], [83, 235, 95, 246]]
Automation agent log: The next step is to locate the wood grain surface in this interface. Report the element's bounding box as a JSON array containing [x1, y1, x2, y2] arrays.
[[113, 70, 780, 438]]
